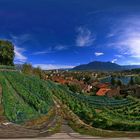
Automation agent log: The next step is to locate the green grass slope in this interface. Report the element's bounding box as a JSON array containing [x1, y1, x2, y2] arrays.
[[0, 71, 53, 123]]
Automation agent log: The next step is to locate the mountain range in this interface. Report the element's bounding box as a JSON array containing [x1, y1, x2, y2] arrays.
[[72, 61, 140, 71]]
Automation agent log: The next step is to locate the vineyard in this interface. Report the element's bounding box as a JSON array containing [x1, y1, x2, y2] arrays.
[[48, 82, 140, 131], [0, 71, 53, 123], [0, 71, 140, 133]]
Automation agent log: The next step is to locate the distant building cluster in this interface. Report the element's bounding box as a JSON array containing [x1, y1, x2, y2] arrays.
[[44, 70, 140, 98]]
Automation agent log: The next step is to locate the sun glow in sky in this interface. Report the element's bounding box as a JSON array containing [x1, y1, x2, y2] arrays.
[[1, 0, 140, 69]]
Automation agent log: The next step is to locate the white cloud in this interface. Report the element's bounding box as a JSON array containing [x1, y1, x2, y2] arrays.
[[1, 34, 37, 64], [33, 64, 75, 70], [114, 34, 140, 58], [94, 52, 104, 56], [54, 45, 67, 51], [76, 27, 95, 47], [14, 46, 27, 63], [32, 51, 49, 55], [10, 34, 31, 45], [106, 33, 115, 38], [32, 45, 67, 56], [128, 62, 140, 65], [107, 16, 140, 64], [9, 34, 30, 63], [111, 59, 117, 63], [115, 54, 123, 58]]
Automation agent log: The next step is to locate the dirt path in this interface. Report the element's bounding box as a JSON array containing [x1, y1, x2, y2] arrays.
[[0, 101, 139, 139], [0, 90, 139, 139], [60, 119, 74, 133], [45, 120, 140, 140], [40, 119, 140, 139]]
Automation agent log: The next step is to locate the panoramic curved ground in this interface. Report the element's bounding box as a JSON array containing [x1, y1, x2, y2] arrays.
[[0, 71, 140, 139], [0, 120, 140, 140]]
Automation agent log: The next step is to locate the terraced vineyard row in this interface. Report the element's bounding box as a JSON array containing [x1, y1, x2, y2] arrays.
[[0, 72, 39, 123], [0, 71, 53, 123], [4, 72, 53, 113], [47, 82, 140, 131], [48, 82, 132, 108]]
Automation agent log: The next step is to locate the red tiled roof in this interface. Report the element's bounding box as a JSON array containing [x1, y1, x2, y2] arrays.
[[96, 88, 111, 96]]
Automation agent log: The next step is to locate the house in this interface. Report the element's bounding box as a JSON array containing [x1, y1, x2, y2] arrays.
[[96, 87, 120, 97], [51, 76, 67, 84], [96, 88, 111, 96], [50, 75, 93, 93]]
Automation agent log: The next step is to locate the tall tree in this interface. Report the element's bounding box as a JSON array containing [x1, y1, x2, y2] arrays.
[[0, 40, 14, 65]]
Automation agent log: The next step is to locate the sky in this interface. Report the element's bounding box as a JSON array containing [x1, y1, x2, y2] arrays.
[[1, 0, 140, 69]]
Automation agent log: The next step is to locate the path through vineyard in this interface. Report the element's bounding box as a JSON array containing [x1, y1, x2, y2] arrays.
[[0, 87, 139, 139], [0, 121, 139, 140], [44, 119, 101, 139]]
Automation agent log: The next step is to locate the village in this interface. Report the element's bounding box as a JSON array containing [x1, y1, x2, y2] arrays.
[[44, 70, 140, 99]]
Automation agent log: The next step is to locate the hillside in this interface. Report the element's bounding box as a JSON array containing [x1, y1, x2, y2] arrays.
[[73, 61, 140, 71], [0, 71, 53, 123], [0, 68, 140, 137]]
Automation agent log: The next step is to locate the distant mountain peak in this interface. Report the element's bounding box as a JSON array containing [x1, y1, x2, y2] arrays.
[[72, 61, 140, 71]]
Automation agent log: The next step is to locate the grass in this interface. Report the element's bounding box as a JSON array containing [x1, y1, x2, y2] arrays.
[[0, 71, 54, 123]]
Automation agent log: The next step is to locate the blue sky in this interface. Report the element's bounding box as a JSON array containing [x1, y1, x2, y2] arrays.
[[1, 0, 140, 69]]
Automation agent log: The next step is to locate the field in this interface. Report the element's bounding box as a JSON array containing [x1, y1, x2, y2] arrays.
[[49, 83, 140, 131], [0, 70, 139, 137], [0, 71, 53, 123]]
